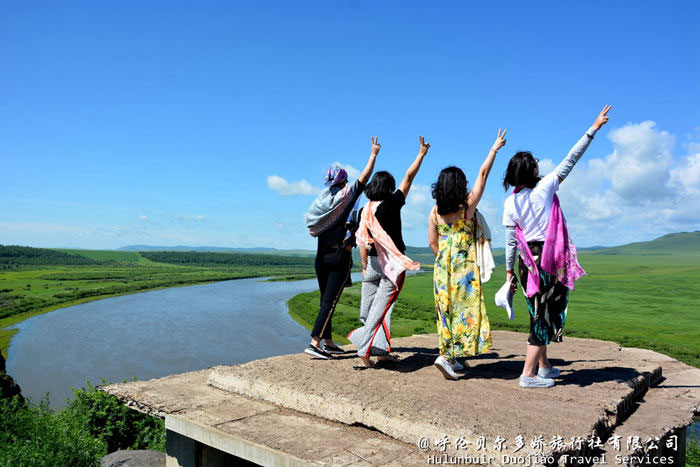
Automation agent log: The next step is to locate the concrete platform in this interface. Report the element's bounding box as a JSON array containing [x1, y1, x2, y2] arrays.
[[102, 369, 426, 466], [103, 331, 699, 466]]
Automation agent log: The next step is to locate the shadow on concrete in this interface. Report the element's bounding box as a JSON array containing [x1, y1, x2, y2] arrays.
[[348, 347, 653, 388], [555, 366, 649, 387]]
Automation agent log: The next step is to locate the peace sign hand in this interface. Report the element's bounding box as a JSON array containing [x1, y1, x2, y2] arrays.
[[371, 136, 381, 157], [418, 136, 430, 157], [491, 128, 507, 152], [593, 105, 612, 130]]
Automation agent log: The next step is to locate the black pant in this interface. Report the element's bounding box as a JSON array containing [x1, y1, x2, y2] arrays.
[[311, 248, 352, 339]]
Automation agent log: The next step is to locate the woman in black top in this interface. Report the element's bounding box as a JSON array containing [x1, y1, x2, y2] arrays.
[[348, 137, 429, 368], [303, 137, 380, 359]]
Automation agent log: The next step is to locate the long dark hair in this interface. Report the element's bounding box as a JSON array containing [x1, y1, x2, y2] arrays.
[[431, 166, 468, 215], [503, 151, 541, 190], [365, 171, 396, 201]]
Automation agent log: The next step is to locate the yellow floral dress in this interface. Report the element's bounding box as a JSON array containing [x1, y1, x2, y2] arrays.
[[433, 206, 492, 359]]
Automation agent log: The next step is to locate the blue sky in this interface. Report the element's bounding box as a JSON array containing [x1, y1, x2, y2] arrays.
[[2, 1, 698, 250]]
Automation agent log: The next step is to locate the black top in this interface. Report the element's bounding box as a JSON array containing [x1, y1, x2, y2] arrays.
[[317, 180, 365, 253], [365, 189, 406, 256]]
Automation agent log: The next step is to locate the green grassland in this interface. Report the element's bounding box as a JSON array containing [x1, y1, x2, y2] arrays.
[[289, 232, 700, 368], [0, 246, 316, 355]]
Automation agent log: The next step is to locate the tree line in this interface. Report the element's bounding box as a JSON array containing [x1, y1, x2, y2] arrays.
[[0, 245, 101, 267]]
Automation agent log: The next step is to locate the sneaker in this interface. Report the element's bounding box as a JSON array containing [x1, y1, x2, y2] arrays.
[[304, 345, 332, 360], [519, 374, 555, 388], [323, 343, 345, 354], [537, 366, 560, 379], [453, 359, 466, 372], [434, 356, 459, 380]]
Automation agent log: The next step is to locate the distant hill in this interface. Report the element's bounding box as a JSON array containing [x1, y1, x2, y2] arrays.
[[589, 231, 700, 256]]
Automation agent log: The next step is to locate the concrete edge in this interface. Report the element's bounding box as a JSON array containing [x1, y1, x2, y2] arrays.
[[165, 414, 310, 467], [99, 387, 168, 419]]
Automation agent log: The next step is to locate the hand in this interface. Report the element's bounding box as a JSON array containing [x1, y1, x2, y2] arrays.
[[371, 136, 381, 157], [491, 128, 507, 152], [418, 135, 430, 157], [362, 265, 367, 278], [592, 105, 612, 130], [506, 270, 518, 293]]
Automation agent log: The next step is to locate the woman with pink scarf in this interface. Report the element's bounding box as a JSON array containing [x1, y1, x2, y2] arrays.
[[348, 137, 430, 369], [502, 106, 612, 388]]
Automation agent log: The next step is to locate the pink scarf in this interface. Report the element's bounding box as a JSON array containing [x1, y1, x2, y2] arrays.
[[514, 191, 585, 297], [356, 201, 420, 287]]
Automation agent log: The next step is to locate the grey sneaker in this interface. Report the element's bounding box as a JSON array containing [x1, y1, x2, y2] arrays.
[[453, 359, 466, 372], [434, 356, 459, 380], [304, 345, 331, 360], [537, 366, 560, 378], [519, 374, 555, 388]]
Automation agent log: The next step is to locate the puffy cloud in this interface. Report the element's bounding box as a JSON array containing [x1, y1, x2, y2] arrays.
[[401, 184, 433, 230], [603, 121, 675, 200], [669, 153, 700, 197], [266, 175, 319, 196], [537, 158, 556, 175]]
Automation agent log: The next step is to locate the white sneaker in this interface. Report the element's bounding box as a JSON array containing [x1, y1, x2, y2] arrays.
[[519, 374, 554, 388], [453, 360, 465, 372], [537, 366, 560, 378], [434, 356, 459, 380]]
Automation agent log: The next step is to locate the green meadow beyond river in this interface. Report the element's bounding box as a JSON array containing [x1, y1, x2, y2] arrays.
[[6, 275, 360, 408]]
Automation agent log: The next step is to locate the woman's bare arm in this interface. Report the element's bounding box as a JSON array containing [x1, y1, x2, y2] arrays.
[[467, 129, 507, 214], [358, 136, 381, 185], [398, 136, 430, 196]]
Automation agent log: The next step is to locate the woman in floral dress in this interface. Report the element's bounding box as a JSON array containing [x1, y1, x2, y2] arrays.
[[428, 129, 506, 380]]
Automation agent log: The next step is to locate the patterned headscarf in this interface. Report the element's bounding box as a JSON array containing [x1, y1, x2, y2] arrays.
[[324, 166, 348, 187]]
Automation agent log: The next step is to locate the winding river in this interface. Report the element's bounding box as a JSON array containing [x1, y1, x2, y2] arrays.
[[6, 275, 360, 408]]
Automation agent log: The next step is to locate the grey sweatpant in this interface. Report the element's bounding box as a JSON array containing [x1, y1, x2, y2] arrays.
[[349, 256, 405, 357]]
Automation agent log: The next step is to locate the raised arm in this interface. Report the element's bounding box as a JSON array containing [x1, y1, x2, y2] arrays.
[[555, 105, 612, 184], [358, 136, 381, 185], [467, 129, 507, 211], [398, 136, 430, 196]]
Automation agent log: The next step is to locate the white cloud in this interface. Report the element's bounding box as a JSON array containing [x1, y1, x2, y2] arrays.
[[138, 214, 148, 220], [401, 184, 433, 230], [669, 153, 700, 197], [538, 158, 556, 175], [266, 175, 319, 196], [603, 121, 675, 200]]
